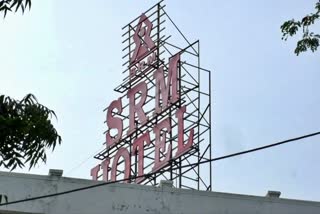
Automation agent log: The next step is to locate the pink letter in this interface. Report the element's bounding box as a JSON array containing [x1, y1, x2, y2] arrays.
[[152, 118, 172, 172], [147, 52, 157, 65], [132, 132, 151, 183], [90, 164, 100, 181], [175, 106, 194, 158], [154, 53, 180, 113], [127, 81, 149, 135], [111, 148, 131, 183], [131, 14, 155, 65], [106, 98, 123, 147], [101, 158, 111, 182]]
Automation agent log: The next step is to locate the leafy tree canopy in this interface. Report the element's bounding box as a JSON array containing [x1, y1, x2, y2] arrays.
[[0, 0, 62, 171], [0, 0, 31, 17], [0, 1, 62, 171], [0, 94, 61, 170], [281, 1, 320, 55]]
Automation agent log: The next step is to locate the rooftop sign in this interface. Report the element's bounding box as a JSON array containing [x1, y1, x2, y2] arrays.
[[91, 1, 213, 190]]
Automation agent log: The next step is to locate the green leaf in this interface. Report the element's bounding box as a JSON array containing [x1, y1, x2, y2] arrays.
[[0, 93, 62, 170], [281, 0, 320, 55]]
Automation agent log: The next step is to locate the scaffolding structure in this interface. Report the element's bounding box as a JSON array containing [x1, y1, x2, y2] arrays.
[[94, 1, 213, 191]]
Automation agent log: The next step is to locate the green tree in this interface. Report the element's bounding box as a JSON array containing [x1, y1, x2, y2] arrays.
[[0, 0, 62, 170], [0, 0, 31, 17], [281, 0, 320, 55], [0, 94, 62, 170]]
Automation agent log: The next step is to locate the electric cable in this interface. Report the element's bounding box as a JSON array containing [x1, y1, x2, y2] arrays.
[[0, 131, 319, 207], [65, 146, 105, 176]]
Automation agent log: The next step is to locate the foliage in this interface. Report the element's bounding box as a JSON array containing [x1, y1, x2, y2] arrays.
[[0, 0, 61, 171], [0, 94, 61, 170], [281, 1, 320, 55], [0, 0, 31, 17]]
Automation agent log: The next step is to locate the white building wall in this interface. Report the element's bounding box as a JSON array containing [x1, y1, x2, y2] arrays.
[[0, 171, 319, 214]]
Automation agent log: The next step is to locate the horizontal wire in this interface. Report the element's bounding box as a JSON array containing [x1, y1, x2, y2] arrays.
[[1, 131, 319, 207]]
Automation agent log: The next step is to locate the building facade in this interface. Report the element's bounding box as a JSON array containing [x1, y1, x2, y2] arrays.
[[0, 170, 319, 214]]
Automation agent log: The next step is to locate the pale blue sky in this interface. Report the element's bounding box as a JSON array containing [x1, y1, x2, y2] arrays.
[[1, 0, 319, 201]]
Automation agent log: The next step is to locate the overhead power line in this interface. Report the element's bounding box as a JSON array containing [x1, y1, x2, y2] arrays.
[[65, 146, 105, 176], [1, 131, 320, 207]]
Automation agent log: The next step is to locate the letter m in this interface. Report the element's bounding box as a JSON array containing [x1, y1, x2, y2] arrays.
[[154, 53, 180, 113]]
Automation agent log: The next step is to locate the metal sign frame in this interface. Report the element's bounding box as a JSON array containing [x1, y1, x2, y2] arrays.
[[91, 0, 212, 191]]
